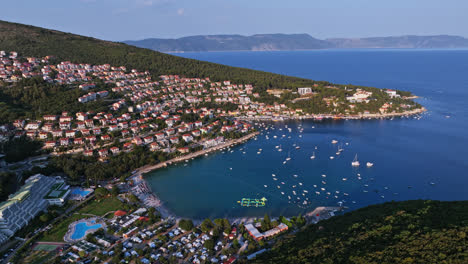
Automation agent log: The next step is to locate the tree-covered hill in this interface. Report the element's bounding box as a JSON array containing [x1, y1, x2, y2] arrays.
[[0, 20, 326, 90], [251, 200, 468, 264]]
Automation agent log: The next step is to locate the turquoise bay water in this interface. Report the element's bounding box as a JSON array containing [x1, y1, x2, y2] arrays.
[[71, 222, 102, 240], [145, 50, 468, 219]]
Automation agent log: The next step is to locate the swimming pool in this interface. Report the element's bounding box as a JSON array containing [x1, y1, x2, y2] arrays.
[[71, 188, 91, 197], [70, 222, 102, 240]]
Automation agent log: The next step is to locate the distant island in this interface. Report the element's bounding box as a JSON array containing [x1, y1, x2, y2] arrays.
[[123, 34, 468, 52]]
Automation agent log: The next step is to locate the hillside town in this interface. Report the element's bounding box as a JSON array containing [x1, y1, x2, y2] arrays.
[[0, 51, 416, 263]]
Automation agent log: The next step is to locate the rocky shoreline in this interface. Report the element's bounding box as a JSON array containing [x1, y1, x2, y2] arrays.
[[237, 107, 427, 121]]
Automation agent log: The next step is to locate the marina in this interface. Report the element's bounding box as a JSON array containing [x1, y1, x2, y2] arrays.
[[142, 50, 468, 220]]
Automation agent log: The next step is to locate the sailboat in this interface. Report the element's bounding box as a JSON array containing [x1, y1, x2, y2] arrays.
[[351, 154, 360, 167], [310, 151, 316, 159]]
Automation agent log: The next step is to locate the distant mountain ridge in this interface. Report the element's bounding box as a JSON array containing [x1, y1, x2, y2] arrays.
[[124, 34, 468, 52]]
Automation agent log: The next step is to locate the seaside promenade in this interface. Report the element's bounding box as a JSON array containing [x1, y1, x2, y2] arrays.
[[134, 131, 260, 176]]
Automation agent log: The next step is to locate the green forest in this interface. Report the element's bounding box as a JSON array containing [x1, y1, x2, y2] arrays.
[[250, 200, 468, 264], [0, 20, 324, 90]]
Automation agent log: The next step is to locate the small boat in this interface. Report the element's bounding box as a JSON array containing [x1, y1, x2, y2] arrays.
[[281, 182, 285, 185], [321, 174, 326, 178], [257, 152, 261, 154], [310, 152, 316, 159], [272, 174, 276, 177], [330, 156, 334, 160], [322, 181, 326, 184], [313, 185, 317, 188], [281, 192, 285, 195], [351, 154, 360, 167], [332, 140, 338, 144], [303, 190, 308, 193], [283, 161, 287, 164], [292, 191, 297, 195], [321, 187, 326, 191], [315, 191, 320, 195], [429, 182, 436, 186], [288, 196, 291, 199], [264, 185, 268, 188], [295, 146, 300, 149], [299, 182, 303, 186], [366, 162, 374, 167], [315, 146, 318, 150], [293, 174, 298, 178], [277, 186, 281, 189], [342, 178, 347, 181], [229, 168, 233, 170]]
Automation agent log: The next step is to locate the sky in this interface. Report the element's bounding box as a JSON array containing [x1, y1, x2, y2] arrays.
[[2, 0, 467, 41]]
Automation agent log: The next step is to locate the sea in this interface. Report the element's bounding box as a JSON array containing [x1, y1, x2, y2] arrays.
[[145, 49, 468, 219]]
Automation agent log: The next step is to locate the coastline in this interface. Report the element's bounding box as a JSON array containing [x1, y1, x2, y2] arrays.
[[129, 132, 260, 220], [237, 107, 427, 121], [129, 107, 425, 222]]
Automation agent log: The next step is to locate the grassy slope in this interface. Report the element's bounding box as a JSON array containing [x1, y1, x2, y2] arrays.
[[251, 200, 468, 264], [0, 20, 324, 90]]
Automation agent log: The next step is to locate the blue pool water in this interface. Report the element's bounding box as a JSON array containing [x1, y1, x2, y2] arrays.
[[144, 49, 468, 219], [71, 188, 91, 197], [70, 222, 102, 240]]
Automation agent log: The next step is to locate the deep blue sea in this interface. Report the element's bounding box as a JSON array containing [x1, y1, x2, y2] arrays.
[[145, 50, 468, 219]]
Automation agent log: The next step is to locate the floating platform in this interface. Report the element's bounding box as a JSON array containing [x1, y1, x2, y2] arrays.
[[238, 197, 267, 207]]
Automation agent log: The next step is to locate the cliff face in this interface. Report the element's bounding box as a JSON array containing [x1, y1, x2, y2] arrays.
[[124, 34, 468, 52]]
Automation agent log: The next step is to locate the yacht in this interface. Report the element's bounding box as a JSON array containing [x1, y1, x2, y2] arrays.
[[351, 154, 360, 167]]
